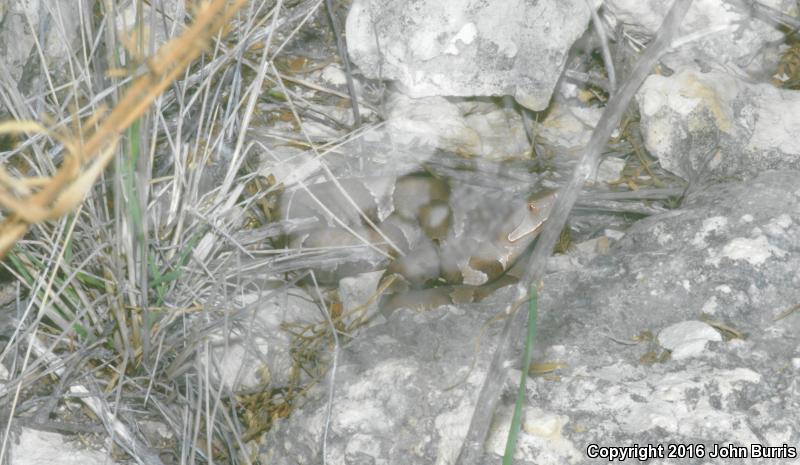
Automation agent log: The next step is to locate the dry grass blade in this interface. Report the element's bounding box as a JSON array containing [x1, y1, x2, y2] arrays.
[[0, 0, 248, 258]]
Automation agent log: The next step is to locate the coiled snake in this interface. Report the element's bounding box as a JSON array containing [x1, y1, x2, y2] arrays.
[[280, 174, 557, 305]]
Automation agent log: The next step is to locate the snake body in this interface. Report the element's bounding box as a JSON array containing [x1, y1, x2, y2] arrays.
[[280, 175, 557, 290]]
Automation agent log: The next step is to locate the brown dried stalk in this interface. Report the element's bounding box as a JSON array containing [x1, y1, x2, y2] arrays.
[[0, 0, 248, 256]]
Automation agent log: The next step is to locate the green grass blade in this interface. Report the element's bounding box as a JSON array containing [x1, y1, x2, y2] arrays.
[[148, 225, 209, 306], [502, 284, 538, 465], [124, 118, 144, 239]]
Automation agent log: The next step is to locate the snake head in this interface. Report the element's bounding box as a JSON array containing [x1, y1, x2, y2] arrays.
[[507, 189, 558, 242]]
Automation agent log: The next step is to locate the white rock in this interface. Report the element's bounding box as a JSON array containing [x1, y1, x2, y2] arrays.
[[658, 320, 722, 359], [460, 103, 530, 159], [346, 0, 592, 110], [198, 287, 320, 390], [604, 228, 625, 241], [339, 270, 385, 325], [320, 64, 348, 87], [690, 216, 728, 248], [571, 236, 610, 262], [537, 102, 603, 152], [701, 296, 718, 315], [594, 157, 626, 184], [485, 405, 582, 465], [707, 235, 788, 268], [638, 67, 800, 181], [11, 428, 113, 465], [605, 0, 788, 76], [386, 94, 479, 153], [386, 94, 529, 160]]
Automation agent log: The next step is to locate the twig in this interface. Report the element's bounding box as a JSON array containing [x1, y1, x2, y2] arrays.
[[324, 0, 361, 127], [585, 0, 617, 94], [564, 69, 611, 92], [455, 1, 694, 463], [748, 0, 800, 30], [309, 272, 340, 465]]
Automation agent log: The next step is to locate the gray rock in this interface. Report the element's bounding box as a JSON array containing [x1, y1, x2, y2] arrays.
[[339, 270, 385, 326], [261, 170, 800, 464], [383, 95, 487, 157], [198, 286, 321, 390], [637, 66, 800, 181], [657, 320, 722, 359], [382, 94, 533, 160], [260, 290, 519, 465], [345, 0, 592, 110], [0, 0, 81, 86], [537, 102, 604, 154], [10, 428, 116, 465], [594, 156, 626, 185], [604, 0, 790, 78]]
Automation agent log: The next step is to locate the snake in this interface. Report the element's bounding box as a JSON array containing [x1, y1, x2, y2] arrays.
[[280, 174, 557, 307]]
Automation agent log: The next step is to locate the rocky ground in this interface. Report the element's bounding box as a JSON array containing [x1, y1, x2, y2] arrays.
[[2, 0, 800, 464]]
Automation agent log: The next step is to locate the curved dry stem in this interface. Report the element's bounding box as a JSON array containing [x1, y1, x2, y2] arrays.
[[0, 0, 249, 257]]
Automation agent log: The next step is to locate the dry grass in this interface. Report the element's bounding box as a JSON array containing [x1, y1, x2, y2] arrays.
[[0, 0, 247, 256], [0, 0, 360, 463]]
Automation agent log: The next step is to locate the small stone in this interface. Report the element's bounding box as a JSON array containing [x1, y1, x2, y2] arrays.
[[658, 320, 722, 360], [604, 229, 625, 241], [339, 270, 385, 323], [595, 157, 626, 185]]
